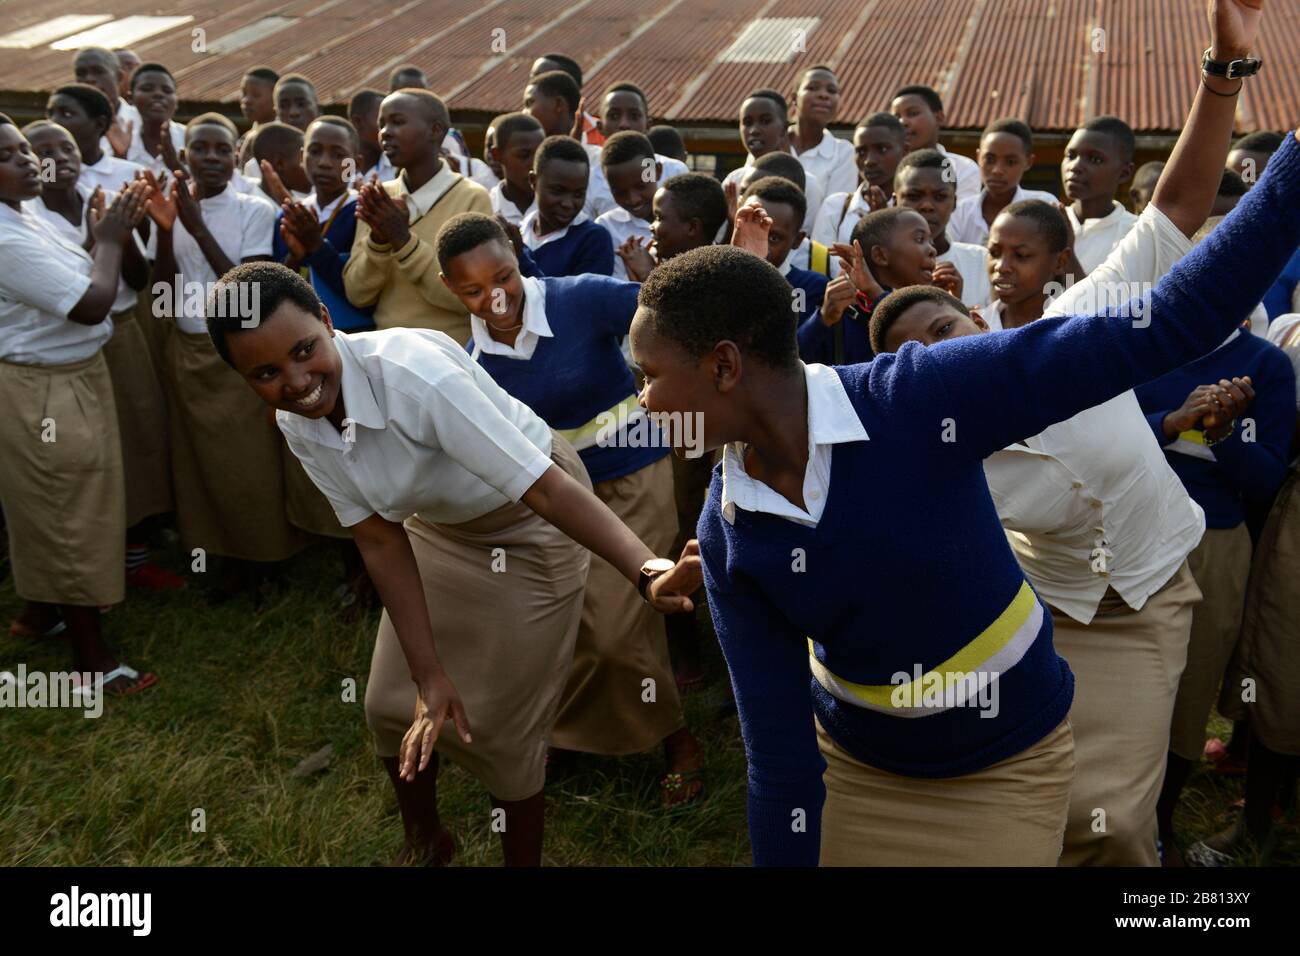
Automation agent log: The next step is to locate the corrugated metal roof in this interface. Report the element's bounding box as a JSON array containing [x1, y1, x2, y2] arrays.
[[2, 0, 1297, 134]]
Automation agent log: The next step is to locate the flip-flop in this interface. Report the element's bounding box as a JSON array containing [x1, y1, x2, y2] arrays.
[[73, 664, 159, 700], [660, 768, 705, 808], [8, 619, 67, 640]]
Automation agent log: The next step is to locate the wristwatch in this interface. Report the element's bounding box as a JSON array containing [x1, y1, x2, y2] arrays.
[[1201, 48, 1262, 80], [1203, 422, 1235, 447], [638, 558, 676, 601]]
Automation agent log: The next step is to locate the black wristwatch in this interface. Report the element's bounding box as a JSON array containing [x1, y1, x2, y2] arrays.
[[1201, 48, 1262, 80], [637, 558, 675, 601]]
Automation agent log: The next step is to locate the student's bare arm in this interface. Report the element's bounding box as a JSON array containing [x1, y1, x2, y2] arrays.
[[1153, 0, 1263, 237], [521, 464, 700, 612]]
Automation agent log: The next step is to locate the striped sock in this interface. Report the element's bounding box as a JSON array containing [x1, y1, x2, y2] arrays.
[[125, 545, 149, 573]]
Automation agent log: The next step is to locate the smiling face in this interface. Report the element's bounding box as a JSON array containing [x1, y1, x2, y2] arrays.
[[493, 127, 544, 192], [739, 96, 787, 159], [240, 75, 276, 125], [890, 94, 940, 151], [26, 124, 81, 192], [854, 125, 905, 190], [978, 131, 1033, 200], [226, 301, 342, 418], [795, 69, 839, 125], [46, 93, 105, 158], [606, 156, 659, 221], [305, 123, 356, 200], [1062, 128, 1131, 202], [0, 125, 44, 205], [894, 165, 956, 241], [602, 90, 647, 135], [276, 81, 320, 131], [74, 50, 120, 108], [132, 69, 178, 126], [629, 310, 728, 457], [439, 238, 525, 327], [184, 122, 237, 194], [881, 298, 987, 353], [870, 209, 936, 287], [987, 212, 1066, 306], [532, 157, 587, 232], [651, 189, 701, 261], [379, 93, 443, 170]]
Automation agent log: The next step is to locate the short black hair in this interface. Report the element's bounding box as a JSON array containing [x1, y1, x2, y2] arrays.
[[605, 82, 648, 111], [74, 46, 119, 69], [859, 111, 905, 139], [751, 150, 806, 191], [851, 207, 919, 265], [1000, 199, 1070, 252], [529, 70, 581, 113], [52, 83, 112, 124], [275, 73, 319, 100], [801, 64, 837, 80], [385, 88, 449, 128], [207, 263, 322, 367], [307, 115, 360, 152], [1218, 167, 1249, 199], [435, 212, 511, 270], [533, 53, 583, 87], [647, 124, 687, 162], [869, 286, 968, 355], [1232, 131, 1284, 155], [983, 117, 1033, 154], [0, 113, 12, 127], [348, 88, 384, 118], [130, 62, 175, 92], [742, 175, 807, 229], [244, 67, 279, 85], [186, 111, 238, 139], [1080, 115, 1136, 165], [534, 134, 588, 175], [492, 111, 544, 151], [659, 173, 727, 238], [251, 120, 303, 162], [638, 244, 798, 371], [602, 130, 655, 168], [20, 119, 64, 139], [1132, 160, 1164, 190], [896, 147, 953, 183], [389, 64, 428, 91], [892, 84, 943, 113], [742, 88, 788, 121]]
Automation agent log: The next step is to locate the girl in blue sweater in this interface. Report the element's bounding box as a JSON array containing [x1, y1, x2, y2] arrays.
[[435, 212, 704, 804], [519, 136, 614, 278], [627, 124, 1300, 866]]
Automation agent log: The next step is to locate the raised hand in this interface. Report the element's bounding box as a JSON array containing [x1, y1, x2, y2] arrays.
[[159, 131, 185, 178], [832, 238, 885, 302], [1210, 0, 1264, 61], [820, 273, 858, 327], [931, 260, 964, 300], [1200, 375, 1255, 437], [107, 118, 132, 159], [569, 96, 587, 141], [723, 178, 739, 225], [137, 169, 176, 231], [90, 182, 146, 246], [171, 168, 204, 234], [617, 234, 657, 281], [282, 201, 324, 257], [357, 181, 410, 248], [259, 160, 292, 206], [865, 184, 888, 211], [730, 198, 773, 258]]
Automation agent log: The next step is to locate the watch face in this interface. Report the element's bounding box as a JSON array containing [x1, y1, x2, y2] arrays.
[[643, 558, 676, 574]]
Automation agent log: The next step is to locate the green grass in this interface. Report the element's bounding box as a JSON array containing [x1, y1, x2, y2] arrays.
[[0, 539, 1294, 866]]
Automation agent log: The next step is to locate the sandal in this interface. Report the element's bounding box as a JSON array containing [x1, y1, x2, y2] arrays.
[[8, 619, 67, 640], [660, 768, 705, 808], [84, 664, 159, 698]]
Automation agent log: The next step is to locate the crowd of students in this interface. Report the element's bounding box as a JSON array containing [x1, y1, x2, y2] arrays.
[[2, 0, 1298, 868]]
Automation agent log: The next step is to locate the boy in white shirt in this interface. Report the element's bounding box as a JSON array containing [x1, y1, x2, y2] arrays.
[[889, 84, 980, 201], [1062, 116, 1139, 272], [787, 65, 857, 199], [949, 118, 1058, 246], [73, 47, 138, 160], [487, 112, 544, 226], [812, 113, 905, 249], [893, 149, 991, 307], [123, 65, 186, 179], [582, 84, 688, 220], [598, 131, 684, 280], [348, 89, 398, 183]]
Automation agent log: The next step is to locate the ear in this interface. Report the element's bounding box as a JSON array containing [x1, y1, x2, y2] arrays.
[[1025, 151, 1036, 169], [968, 305, 990, 332], [654, 160, 663, 182], [795, 229, 806, 247], [934, 109, 947, 127], [869, 242, 889, 269], [527, 169, 537, 191], [319, 302, 337, 336], [1118, 158, 1135, 185], [712, 340, 742, 394], [437, 271, 453, 292], [1052, 247, 1072, 276]]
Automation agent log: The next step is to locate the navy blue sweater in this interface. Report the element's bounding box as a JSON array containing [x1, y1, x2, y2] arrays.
[[1135, 330, 1295, 527], [272, 196, 374, 332], [471, 274, 668, 484], [786, 266, 829, 326], [524, 219, 615, 278], [701, 131, 1300, 867]]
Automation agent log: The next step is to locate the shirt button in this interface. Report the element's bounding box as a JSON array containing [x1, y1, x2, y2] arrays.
[[1090, 499, 1102, 509], [808, 490, 821, 502], [1071, 480, 1083, 489]]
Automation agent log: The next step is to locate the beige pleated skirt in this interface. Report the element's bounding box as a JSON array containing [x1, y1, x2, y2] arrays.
[[1170, 524, 1252, 761], [551, 453, 684, 755], [281, 438, 349, 540], [0, 353, 125, 607], [163, 328, 307, 562], [817, 718, 1074, 866], [136, 285, 169, 389], [1050, 560, 1199, 866], [102, 307, 172, 526], [1220, 468, 1300, 756], [363, 434, 591, 801]]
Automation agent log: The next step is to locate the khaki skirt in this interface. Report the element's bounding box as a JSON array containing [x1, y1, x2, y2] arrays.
[[0, 353, 125, 607], [363, 434, 591, 801], [1050, 561, 1199, 866], [102, 307, 172, 526], [164, 329, 306, 562], [551, 453, 684, 755], [817, 718, 1074, 866], [1220, 468, 1300, 756]]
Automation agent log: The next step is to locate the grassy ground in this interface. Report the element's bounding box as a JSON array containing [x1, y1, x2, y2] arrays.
[[0, 539, 1294, 866]]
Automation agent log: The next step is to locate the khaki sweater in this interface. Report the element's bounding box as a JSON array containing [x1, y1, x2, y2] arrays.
[[343, 173, 492, 343]]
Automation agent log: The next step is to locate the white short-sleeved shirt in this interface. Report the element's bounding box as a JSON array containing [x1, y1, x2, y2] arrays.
[[938, 240, 991, 309], [793, 130, 858, 202], [490, 181, 533, 226], [124, 121, 187, 178], [596, 205, 652, 281], [585, 149, 688, 221], [982, 202, 1206, 622], [24, 182, 141, 315], [811, 187, 877, 249], [171, 185, 277, 334], [0, 202, 105, 365], [936, 144, 981, 203], [362, 153, 398, 184], [1066, 201, 1139, 274], [723, 159, 824, 233], [277, 328, 555, 527], [79, 153, 145, 197], [948, 185, 1060, 246]]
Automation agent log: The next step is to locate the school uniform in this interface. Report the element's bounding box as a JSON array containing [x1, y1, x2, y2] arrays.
[[123, 121, 187, 178], [786, 235, 840, 278], [940, 239, 992, 308], [79, 152, 145, 196], [936, 143, 981, 202], [948, 185, 1059, 246], [519, 209, 613, 278], [343, 162, 492, 343], [1066, 201, 1139, 273], [1262, 247, 1300, 320], [25, 184, 171, 527], [0, 203, 124, 608], [279, 327, 590, 799], [1220, 314, 1300, 755], [1136, 328, 1295, 765], [584, 150, 688, 221], [596, 205, 652, 282], [469, 274, 684, 754], [722, 160, 824, 233], [163, 183, 304, 562], [703, 133, 1300, 866], [811, 187, 878, 249], [489, 181, 533, 226], [793, 129, 857, 200], [796, 286, 882, 366], [98, 99, 141, 160]]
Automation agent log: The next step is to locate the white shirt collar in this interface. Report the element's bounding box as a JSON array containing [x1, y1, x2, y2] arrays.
[[521, 208, 590, 249], [308, 188, 356, 222], [469, 275, 551, 360], [281, 333, 388, 452], [1067, 200, 1128, 232], [395, 162, 459, 222]]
